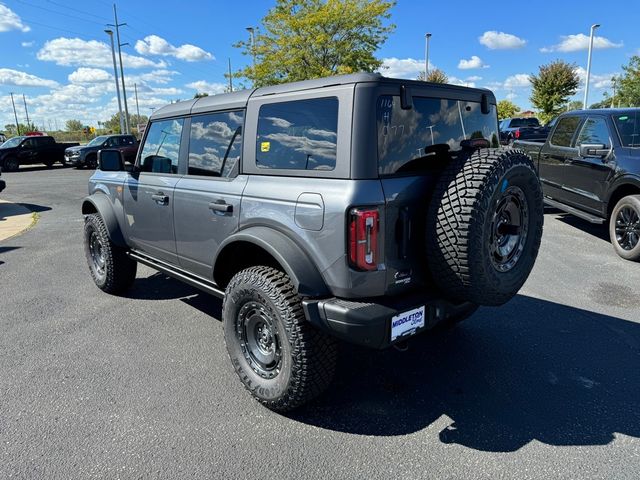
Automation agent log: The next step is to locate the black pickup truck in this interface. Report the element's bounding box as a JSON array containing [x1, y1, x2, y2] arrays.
[[499, 117, 552, 145], [515, 108, 640, 260], [0, 135, 79, 172]]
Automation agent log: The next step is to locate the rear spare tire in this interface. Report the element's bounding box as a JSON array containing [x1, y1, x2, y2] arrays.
[[426, 148, 543, 306]]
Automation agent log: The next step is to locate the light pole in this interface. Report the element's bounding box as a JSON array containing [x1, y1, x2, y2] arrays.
[[246, 27, 256, 83], [583, 23, 600, 109], [611, 76, 617, 108], [105, 29, 124, 134], [424, 33, 432, 79], [110, 4, 130, 134]]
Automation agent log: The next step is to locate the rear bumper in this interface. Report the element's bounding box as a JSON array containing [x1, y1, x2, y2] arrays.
[[302, 294, 477, 349]]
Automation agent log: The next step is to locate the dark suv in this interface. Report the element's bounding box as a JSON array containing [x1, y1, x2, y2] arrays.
[[82, 73, 543, 411], [65, 134, 138, 169]]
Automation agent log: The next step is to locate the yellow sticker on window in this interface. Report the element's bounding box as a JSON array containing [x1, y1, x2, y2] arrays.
[[260, 141, 270, 152]]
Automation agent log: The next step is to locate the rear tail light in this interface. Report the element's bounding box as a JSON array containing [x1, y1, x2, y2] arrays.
[[514, 128, 521, 139], [348, 207, 379, 271]]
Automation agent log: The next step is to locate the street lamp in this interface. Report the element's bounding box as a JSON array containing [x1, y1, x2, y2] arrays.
[[105, 29, 125, 134], [246, 27, 256, 76], [424, 33, 432, 79], [583, 23, 600, 109]]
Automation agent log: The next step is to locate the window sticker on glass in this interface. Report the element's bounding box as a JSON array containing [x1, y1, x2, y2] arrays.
[[261, 141, 270, 152]]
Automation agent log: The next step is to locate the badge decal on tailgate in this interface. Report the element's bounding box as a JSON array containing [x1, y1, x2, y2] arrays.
[[391, 306, 425, 341]]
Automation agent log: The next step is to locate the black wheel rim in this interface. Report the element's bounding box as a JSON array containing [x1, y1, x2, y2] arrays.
[[489, 185, 529, 272], [88, 230, 106, 277], [615, 206, 640, 251], [236, 301, 282, 379]]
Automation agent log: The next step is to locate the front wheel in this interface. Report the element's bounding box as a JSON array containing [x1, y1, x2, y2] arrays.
[[223, 266, 337, 412], [83, 213, 137, 294], [3, 157, 19, 172], [610, 195, 640, 261]]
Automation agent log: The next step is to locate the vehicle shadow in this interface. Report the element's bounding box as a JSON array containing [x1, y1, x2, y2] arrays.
[[288, 294, 640, 452], [0, 246, 21, 266], [0, 203, 51, 220], [10, 164, 70, 173], [544, 207, 610, 242]]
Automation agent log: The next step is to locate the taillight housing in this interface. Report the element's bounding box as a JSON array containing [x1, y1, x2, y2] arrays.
[[348, 207, 379, 271], [514, 128, 521, 139]]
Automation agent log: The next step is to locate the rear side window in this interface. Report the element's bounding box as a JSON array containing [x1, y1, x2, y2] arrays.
[[377, 95, 499, 175], [576, 117, 611, 146], [120, 136, 136, 145], [256, 97, 338, 171], [188, 111, 243, 177], [613, 112, 640, 147], [550, 116, 581, 147], [139, 118, 184, 174]]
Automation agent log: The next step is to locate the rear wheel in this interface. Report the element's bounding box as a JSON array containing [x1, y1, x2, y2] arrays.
[[223, 266, 337, 412], [86, 154, 97, 169], [83, 213, 137, 294], [426, 148, 543, 306], [609, 195, 640, 261]]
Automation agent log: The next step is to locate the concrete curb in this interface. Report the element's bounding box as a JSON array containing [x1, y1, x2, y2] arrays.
[[0, 200, 35, 242]]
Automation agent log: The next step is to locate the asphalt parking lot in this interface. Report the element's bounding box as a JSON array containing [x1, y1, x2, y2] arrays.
[[1, 165, 639, 479]]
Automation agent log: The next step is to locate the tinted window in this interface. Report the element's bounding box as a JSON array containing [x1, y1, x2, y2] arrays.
[[577, 117, 610, 146], [613, 111, 640, 147], [510, 118, 540, 128], [377, 95, 499, 175], [550, 116, 581, 147], [188, 111, 243, 177], [104, 137, 118, 147], [256, 97, 338, 171], [119, 135, 136, 146], [139, 118, 184, 174]]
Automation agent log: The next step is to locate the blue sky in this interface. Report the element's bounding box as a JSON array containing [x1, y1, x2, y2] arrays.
[[1, 0, 638, 130]]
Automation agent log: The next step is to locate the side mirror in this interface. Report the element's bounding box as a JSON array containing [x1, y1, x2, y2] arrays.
[[98, 149, 125, 171], [579, 143, 610, 158]]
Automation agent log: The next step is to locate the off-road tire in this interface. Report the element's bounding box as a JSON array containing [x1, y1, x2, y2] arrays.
[[44, 159, 54, 168], [83, 213, 137, 294], [223, 266, 337, 412], [426, 148, 543, 306], [609, 194, 640, 261], [3, 156, 19, 172]]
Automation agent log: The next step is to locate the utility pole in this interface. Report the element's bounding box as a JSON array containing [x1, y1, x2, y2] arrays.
[[611, 76, 617, 108], [134, 82, 140, 118], [22, 94, 31, 128], [228, 58, 233, 92], [424, 33, 432, 79], [109, 4, 130, 134], [10, 93, 20, 135], [583, 23, 600, 109], [246, 27, 256, 86], [105, 29, 124, 133]]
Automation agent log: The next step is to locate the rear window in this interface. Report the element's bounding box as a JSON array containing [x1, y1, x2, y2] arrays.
[[613, 112, 640, 147], [509, 118, 540, 128], [377, 95, 499, 175], [256, 97, 338, 171]]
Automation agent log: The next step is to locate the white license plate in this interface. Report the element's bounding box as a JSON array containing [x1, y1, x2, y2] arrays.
[[390, 306, 426, 341]]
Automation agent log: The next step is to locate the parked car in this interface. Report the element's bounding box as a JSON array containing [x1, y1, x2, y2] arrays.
[[500, 117, 552, 145], [0, 135, 79, 172], [82, 73, 543, 411], [514, 108, 640, 260], [65, 134, 138, 169]]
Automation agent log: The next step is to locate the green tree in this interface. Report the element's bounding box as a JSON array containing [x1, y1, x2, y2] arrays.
[[529, 60, 579, 124], [65, 119, 83, 132], [235, 0, 395, 87], [497, 99, 519, 119], [194, 92, 209, 98], [4, 124, 17, 135], [566, 100, 584, 111], [102, 113, 149, 135], [419, 68, 447, 84], [617, 55, 640, 107]]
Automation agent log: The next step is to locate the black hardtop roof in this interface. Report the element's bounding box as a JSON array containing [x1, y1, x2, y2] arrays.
[[562, 108, 640, 116], [151, 72, 494, 120]]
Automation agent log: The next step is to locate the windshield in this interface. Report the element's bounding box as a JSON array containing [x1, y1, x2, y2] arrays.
[[377, 95, 499, 175], [86, 135, 108, 147], [612, 112, 640, 147], [0, 136, 25, 149]]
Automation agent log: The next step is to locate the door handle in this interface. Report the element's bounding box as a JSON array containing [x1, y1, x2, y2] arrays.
[[209, 201, 233, 214], [151, 192, 169, 205]]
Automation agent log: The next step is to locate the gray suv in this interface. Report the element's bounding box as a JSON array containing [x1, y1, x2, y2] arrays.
[[82, 73, 543, 411]]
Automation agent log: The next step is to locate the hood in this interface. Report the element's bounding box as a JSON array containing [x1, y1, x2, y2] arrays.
[[66, 145, 93, 153]]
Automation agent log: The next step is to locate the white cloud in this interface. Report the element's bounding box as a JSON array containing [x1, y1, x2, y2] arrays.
[[128, 69, 179, 85], [185, 80, 227, 94], [379, 57, 433, 79], [21, 41, 34, 47], [479, 31, 526, 50], [541, 33, 623, 53], [458, 55, 489, 70], [449, 76, 476, 88], [37, 37, 165, 69], [0, 68, 58, 88], [504, 74, 530, 88], [0, 4, 30, 32], [466, 75, 482, 82], [574, 66, 617, 90], [135, 35, 213, 62], [68, 68, 112, 84]]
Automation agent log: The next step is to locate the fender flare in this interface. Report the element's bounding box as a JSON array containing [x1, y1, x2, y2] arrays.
[[81, 194, 126, 247], [607, 175, 640, 200], [213, 226, 330, 297]]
